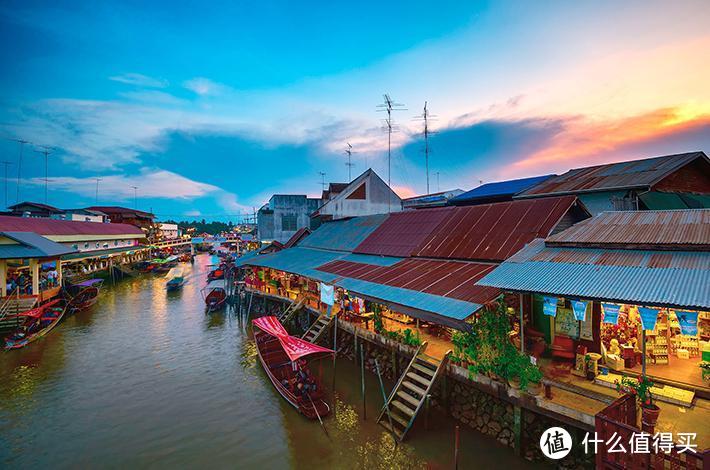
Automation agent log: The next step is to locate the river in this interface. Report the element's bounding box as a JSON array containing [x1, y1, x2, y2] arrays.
[[0, 254, 542, 469]]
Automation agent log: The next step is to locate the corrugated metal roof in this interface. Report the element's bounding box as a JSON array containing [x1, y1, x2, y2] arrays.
[[517, 152, 708, 197], [0, 215, 145, 236], [547, 209, 710, 249], [318, 258, 500, 304], [283, 227, 311, 248], [414, 196, 577, 262], [238, 247, 344, 283], [298, 214, 388, 252], [340, 253, 403, 266], [478, 239, 710, 310], [450, 175, 555, 205], [353, 208, 453, 257], [0, 231, 75, 259]]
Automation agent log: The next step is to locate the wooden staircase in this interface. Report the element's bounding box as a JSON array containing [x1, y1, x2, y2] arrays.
[[278, 298, 305, 324], [301, 312, 334, 344], [377, 342, 451, 441], [0, 295, 39, 331]]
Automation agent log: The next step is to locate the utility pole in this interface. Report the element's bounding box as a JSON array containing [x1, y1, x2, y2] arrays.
[[318, 171, 327, 192], [94, 178, 102, 204], [34, 146, 54, 204], [344, 143, 355, 182], [130, 186, 138, 209], [414, 102, 436, 194], [0, 161, 12, 209], [10, 138, 30, 203]]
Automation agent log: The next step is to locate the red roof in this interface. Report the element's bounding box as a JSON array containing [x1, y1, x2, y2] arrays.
[[86, 206, 154, 219], [283, 227, 311, 248], [353, 207, 453, 257], [0, 215, 145, 236], [414, 196, 578, 262], [317, 258, 500, 304]]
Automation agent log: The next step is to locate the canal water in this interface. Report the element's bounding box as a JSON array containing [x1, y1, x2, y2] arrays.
[[0, 255, 542, 469]]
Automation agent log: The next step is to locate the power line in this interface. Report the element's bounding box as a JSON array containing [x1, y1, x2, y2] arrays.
[[344, 143, 355, 182]]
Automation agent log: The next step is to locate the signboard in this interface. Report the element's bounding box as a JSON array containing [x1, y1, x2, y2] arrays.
[[571, 300, 588, 321], [555, 307, 579, 338], [676, 310, 699, 336], [602, 303, 621, 325], [320, 283, 334, 306], [543, 296, 558, 317], [191, 237, 204, 244], [638, 306, 660, 331]]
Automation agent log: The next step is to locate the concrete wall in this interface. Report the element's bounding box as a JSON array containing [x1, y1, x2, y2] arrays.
[[258, 195, 321, 243], [318, 172, 402, 220]]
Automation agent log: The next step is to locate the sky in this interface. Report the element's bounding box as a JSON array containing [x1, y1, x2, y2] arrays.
[[1, 0, 709, 222]]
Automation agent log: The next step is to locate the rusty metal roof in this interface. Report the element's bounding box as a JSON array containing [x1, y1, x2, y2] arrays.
[[298, 214, 388, 252], [317, 258, 501, 305], [414, 196, 578, 262], [478, 238, 710, 310], [0, 215, 145, 236], [547, 209, 710, 250], [352, 207, 453, 257], [517, 152, 708, 197]]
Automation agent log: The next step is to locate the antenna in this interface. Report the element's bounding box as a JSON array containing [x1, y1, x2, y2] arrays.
[[318, 172, 327, 192], [376, 94, 406, 189], [413, 101, 437, 194], [344, 143, 355, 182], [436, 172, 440, 192], [130, 185, 138, 209], [34, 146, 54, 204], [0, 161, 12, 209], [94, 178, 102, 204], [9, 138, 31, 203]]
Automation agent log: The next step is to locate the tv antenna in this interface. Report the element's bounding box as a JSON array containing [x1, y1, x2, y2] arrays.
[[34, 145, 55, 203], [94, 177, 102, 204], [436, 172, 441, 192], [344, 143, 355, 182], [318, 171, 327, 192], [0, 161, 12, 209], [9, 138, 31, 203], [413, 102, 437, 194], [376, 94, 406, 189], [130, 185, 138, 209]]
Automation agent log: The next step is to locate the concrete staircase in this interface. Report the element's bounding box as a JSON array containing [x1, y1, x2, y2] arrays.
[[377, 342, 451, 441]]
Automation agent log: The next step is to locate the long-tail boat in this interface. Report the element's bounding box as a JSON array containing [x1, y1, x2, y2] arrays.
[[252, 316, 334, 420], [201, 280, 227, 312], [4, 299, 67, 350], [65, 279, 103, 313], [166, 267, 186, 291]]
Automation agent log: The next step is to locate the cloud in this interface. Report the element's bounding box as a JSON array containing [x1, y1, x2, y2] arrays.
[[25, 168, 219, 200], [217, 191, 252, 215], [109, 73, 169, 88], [183, 77, 232, 96]]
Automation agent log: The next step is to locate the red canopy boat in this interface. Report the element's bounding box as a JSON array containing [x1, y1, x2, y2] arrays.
[[201, 280, 227, 312], [252, 316, 334, 420], [4, 299, 67, 350]]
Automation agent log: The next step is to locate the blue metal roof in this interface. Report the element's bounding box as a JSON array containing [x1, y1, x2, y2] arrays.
[[0, 231, 75, 259], [477, 239, 710, 310], [298, 214, 388, 252], [238, 247, 344, 283], [450, 175, 555, 205]]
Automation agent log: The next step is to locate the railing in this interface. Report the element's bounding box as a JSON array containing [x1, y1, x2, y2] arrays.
[[0, 286, 21, 320]]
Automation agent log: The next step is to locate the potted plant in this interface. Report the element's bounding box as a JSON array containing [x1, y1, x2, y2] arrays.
[[615, 375, 660, 429], [584, 354, 596, 380], [524, 362, 544, 395]]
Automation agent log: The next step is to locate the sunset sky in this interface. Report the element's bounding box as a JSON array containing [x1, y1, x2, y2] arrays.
[[1, 0, 709, 220]]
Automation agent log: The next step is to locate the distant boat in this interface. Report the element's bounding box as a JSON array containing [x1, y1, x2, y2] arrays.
[[65, 279, 103, 313], [207, 268, 224, 282], [253, 316, 334, 420], [166, 267, 186, 291], [201, 280, 227, 312], [4, 299, 68, 350], [152, 255, 179, 274]]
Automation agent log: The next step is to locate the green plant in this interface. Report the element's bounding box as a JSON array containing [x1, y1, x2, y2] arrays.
[[373, 305, 384, 334], [700, 362, 710, 371], [615, 375, 655, 408], [402, 328, 422, 347]]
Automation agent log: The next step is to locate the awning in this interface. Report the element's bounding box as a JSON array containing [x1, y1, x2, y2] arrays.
[[14, 299, 61, 319], [253, 316, 334, 361], [61, 246, 148, 261], [73, 279, 103, 287], [237, 247, 345, 283]]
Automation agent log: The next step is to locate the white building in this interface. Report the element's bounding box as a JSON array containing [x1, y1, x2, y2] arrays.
[[311, 169, 402, 221], [159, 223, 180, 239]]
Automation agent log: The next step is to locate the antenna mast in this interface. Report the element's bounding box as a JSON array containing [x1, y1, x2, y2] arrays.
[[414, 101, 437, 194], [377, 94, 405, 189], [10, 138, 30, 203], [344, 143, 355, 182], [35, 146, 54, 204], [318, 172, 327, 192], [94, 178, 102, 204]]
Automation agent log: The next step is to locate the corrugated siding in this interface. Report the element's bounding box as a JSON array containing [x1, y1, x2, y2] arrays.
[[317, 258, 500, 304], [414, 196, 577, 262], [518, 152, 704, 197], [547, 209, 710, 248], [353, 207, 453, 257], [298, 214, 388, 252], [477, 240, 710, 309]]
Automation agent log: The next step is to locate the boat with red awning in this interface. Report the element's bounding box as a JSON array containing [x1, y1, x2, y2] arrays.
[[4, 299, 68, 350], [252, 316, 334, 420]]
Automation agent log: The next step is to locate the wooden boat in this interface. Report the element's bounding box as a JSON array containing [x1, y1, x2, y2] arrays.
[[201, 280, 227, 312], [207, 268, 224, 281], [4, 299, 67, 350], [166, 267, 186, 291], [152, 255, 179, 274], [252, 316, 334, 420], [64, 278, 103, 313]]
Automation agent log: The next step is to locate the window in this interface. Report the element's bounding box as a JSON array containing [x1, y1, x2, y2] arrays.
[[84, 243, 89, 249], [281, 214, 297, 231], [72, 244, 78, 250], [114, 240, 119, 246], [95, 242, 100, 249]]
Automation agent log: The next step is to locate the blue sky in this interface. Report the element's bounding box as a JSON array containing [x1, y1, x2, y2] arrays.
[[1, 0, 709, 221]]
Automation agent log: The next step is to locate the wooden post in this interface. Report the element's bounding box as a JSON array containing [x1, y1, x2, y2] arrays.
[[454, 425, 460, 470], [30, 259, 39, 296], [332, 313, 337, 394], [513, 405, 522, 456], [424, 394, 431, 430], [361, 344, 366, 420], [519, 293, 525, 353], [0, 259, 6, 297]]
